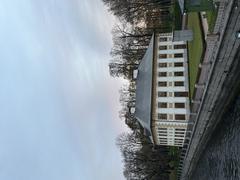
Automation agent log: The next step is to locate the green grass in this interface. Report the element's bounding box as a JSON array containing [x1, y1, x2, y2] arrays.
[[173, 0, 182, 30], [185, 0, 214, 12], [168, 147, 180, 180], [206, 8, 218, 33], [187, 12, 204, 98]]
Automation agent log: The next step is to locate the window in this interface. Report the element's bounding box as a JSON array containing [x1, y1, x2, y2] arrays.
[[174, 53, 183, 58], [159, 54, 167, 59], [168, 92, 173, 97], [168, 82, 173, 86], [158, 72, 167, 77], [159, 45, 167, 50], [175, 141, 183, 144], [175, 140, 183, 144], [168, 72, 173, 76], [174, 62, 184, 67], [175, 128, 185, 131], [174, 44, 187, 49], [175, 131, 185, 135], [175, 114, 186, 120], [175, 134, 184, 138], [159, 63, 167, 67], [168, 103, 173, 108], [174, 71, 184, 76], [158, 130, 167, 134], [158, 133, 167, 137], [158, 102, 167, 108], [159, 37, 168, 42], [158, 92, 167, 97], [174, 91, 189, 97], [158, 82, 167, 87], [175, 103, 185, 108], [168, 54, 173, 58], [168, 45, 173, 49], [174, 81, 184, 86], [158, 113, 167, 120]]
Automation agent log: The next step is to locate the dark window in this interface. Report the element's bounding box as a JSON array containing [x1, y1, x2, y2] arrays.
[[174, 81, 184, 86], [158, 82, 167, 87], [175, 114, 186, 120], [158, 92, 167, 97], [174, 71, 184, 76], [158, 72, 167, 77], [175, 103, 185, 108], [159, 63, 167, 67], [158, 133, 167, 137], [159, 46, 167, 50], [174, 62, 184, 67], [175, 128, 185, 131], [159, 54, 167, 59], [159, 37, 168, 42], [158, 113, 167, 119], [174, 44, 187, 49], [174, 92, 189, 97], [175, 134, 184, 137], [158, 131, 167, 134], [158, 102, 167, 108], [175, 138, 184, 140], [175, 131, 185, 134], [174, 53, 183, 58]]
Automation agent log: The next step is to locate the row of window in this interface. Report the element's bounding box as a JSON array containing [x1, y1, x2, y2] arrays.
[[158, 128, 186, 132], [159, 37, 171, 42], [158, 81, 185, 87], [159, 53, 183, 59], [158, 71, 184, 77], [157, 131, 185, 136], [159, 62, 184, 68], [158, 102, 185, 108], [158, 114, 186, 120], [159, 44, 187, 50], [158, 91, 189, 97], [158, 133, 184, 138]]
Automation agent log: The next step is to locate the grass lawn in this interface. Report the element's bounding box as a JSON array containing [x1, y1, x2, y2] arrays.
[[185, 0, 214, 12], [206, 8, 218, 33], [168, 147, 180, 180], [173, 0, 182, 30], [187, 12, 204, 98]]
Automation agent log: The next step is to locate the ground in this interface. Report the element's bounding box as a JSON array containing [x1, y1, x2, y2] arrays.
[[206, 8, 218, 33], [173, 0, 183, 30], [168, 147, 180, 180], [187, 12, 204, 98], [185, 0, 214, 12]]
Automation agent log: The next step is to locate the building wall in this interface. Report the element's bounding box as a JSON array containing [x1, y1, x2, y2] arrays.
[[153, 32, 190, 147]]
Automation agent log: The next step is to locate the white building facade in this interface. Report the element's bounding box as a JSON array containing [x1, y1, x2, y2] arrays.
[[152, 32, 190, 147], [135, 32, 191, 147]]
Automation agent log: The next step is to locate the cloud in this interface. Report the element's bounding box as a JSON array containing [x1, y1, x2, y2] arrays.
[[0, 0, 127, 180]]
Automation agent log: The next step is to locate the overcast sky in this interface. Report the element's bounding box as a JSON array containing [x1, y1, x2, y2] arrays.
[[0, 0, 128, 180]]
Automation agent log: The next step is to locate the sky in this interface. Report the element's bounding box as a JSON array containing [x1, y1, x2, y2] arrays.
[[0, 0, 128, 180]]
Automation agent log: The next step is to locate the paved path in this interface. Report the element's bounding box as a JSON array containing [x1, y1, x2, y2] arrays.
[[200, 12, 209, 39]]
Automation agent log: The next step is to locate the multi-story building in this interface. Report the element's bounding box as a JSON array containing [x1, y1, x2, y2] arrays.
[[134, 31, 192, 147]]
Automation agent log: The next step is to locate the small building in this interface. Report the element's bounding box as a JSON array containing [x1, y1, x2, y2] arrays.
[[134, 32, 191, 147]]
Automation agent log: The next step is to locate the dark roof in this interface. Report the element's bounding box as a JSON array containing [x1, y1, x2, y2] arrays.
[[135, 35, 154, 137]]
